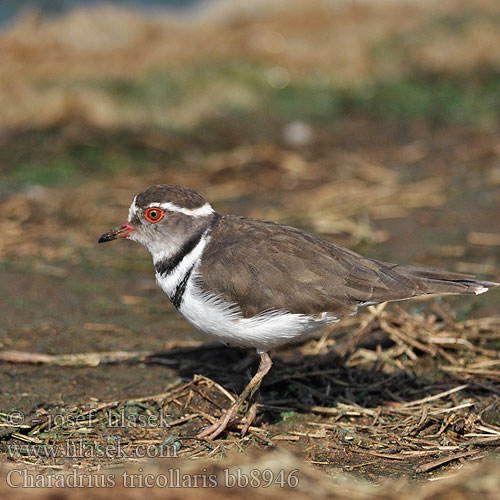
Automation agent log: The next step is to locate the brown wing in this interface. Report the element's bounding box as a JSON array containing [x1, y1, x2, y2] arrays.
[[198, 215, 497, 318]]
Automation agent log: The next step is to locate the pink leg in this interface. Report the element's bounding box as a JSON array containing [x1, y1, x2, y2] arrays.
[[240, 401, 258, 437], [196, 352, 272, 440]]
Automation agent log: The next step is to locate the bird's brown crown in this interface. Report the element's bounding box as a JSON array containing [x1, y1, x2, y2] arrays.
[[135, 184, 207, 210]]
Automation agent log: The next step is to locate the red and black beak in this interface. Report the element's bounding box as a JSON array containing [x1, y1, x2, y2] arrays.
[[98, 221, 135, 243]]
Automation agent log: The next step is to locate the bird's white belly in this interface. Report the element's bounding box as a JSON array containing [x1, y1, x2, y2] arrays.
[[177, 276, 338, 353]]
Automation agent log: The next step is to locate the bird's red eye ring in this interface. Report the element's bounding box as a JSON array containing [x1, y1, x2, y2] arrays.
[[145, 207, 165, 223]]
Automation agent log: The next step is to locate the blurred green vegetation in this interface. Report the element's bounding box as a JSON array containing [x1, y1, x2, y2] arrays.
[[99, 62, 500, 126], [0, 126, 180, 187], [3, 62, 499, 188]]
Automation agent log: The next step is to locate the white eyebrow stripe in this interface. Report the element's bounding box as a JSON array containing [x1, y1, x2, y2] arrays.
[[147, 201, 215, 217]]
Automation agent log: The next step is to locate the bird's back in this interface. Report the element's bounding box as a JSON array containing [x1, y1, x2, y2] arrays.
[[198, 215, 497, 318]]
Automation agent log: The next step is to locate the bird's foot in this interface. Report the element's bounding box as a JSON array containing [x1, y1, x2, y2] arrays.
[[196, 352, 272, 440], [196, 402, 258, 440], [196, 407, 240, 440]]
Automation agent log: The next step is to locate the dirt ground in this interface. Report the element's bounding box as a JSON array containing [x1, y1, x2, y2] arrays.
[[0, 0, 500, 497]]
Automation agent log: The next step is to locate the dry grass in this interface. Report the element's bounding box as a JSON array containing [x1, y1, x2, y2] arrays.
[[0, 0, 499, 127], [2, 120, 500, 261]]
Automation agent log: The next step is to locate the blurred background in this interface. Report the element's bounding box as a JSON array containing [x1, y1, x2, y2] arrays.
[[0, 0, 499, 409]]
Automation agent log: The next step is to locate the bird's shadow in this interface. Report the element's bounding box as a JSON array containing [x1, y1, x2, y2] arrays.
[[139, 338, 485, 423]]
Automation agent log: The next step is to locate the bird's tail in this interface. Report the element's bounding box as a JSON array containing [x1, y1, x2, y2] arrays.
[[382, 263, 498, 298]]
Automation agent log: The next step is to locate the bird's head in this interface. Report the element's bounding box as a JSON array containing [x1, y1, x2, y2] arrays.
[[98, 184, 217, 263]]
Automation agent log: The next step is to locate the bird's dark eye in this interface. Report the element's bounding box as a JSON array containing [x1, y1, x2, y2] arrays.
[[145, 207, 165, 223]]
